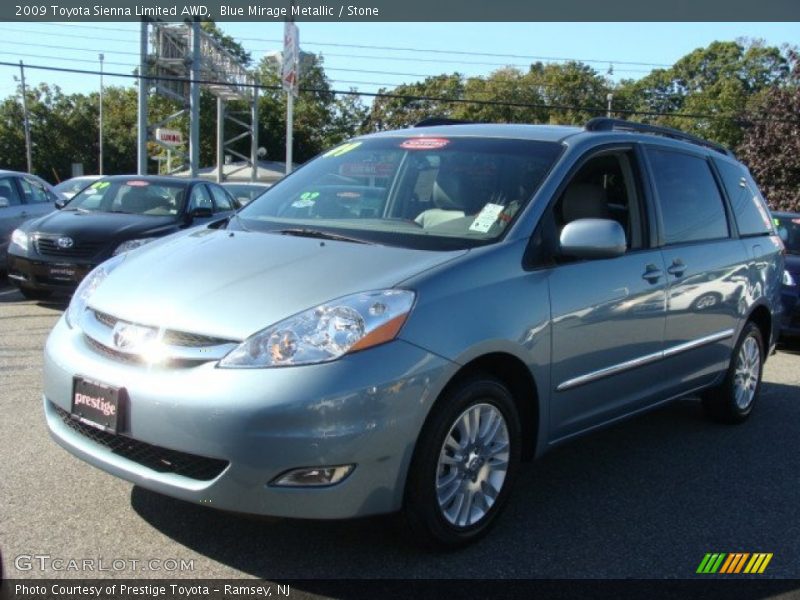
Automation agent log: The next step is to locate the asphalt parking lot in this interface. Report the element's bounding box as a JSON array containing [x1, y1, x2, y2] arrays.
[[1, 274, 799, 583]]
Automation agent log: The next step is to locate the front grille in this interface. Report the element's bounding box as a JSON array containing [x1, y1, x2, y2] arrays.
[[162, 330, 232, 347], [55, 405, 228, 481], [94, 310, 117, 329], [84, 335, 142, 364], [92, 310, 233, 349], [35, 236, 104, 258]]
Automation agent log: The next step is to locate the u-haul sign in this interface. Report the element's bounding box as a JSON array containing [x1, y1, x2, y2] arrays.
[[155, 128, 183, 146]]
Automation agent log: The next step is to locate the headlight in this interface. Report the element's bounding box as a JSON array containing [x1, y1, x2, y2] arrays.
[[219, 289, 415, 368], [113, 237, 157, 256], [784, 269, 797, 287], [65, 254, 126, 329], [10, 229, 28, 252]]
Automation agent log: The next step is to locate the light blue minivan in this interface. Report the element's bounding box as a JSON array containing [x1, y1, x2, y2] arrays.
[[43, 119, 783, 547]]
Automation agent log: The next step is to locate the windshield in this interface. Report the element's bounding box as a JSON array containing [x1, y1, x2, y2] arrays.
[[234, 136, 562, 250], [55, 178, 98, 195], [775, 215, 800, 255], [66, 179, 187, 216]]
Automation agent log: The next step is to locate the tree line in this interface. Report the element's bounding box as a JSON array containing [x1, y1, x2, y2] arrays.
[[0, 36, 797, 211]]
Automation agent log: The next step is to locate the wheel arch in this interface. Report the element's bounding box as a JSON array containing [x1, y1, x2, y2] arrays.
[[424, 352, 542, 462]]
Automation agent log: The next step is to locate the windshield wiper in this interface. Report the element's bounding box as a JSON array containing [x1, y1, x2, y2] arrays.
[[273, 227, 374, 245]]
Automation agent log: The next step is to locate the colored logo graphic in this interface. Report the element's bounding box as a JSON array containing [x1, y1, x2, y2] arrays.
[[696, 553, 773, 574]]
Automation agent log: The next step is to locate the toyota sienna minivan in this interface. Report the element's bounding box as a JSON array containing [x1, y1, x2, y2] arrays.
[[43, 119, 783, 547]]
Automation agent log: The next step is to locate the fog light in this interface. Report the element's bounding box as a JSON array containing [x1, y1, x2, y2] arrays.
[[270, 465, 354, 487]]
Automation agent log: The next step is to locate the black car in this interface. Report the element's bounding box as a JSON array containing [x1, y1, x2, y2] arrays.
[[6, 175, 238, 299], [774, 211, 800, 338]]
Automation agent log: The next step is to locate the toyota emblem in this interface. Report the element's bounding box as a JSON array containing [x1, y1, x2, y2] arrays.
[[56, 236, 74, 249]]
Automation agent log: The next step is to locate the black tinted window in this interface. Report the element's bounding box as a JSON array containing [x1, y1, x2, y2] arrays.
[[714, 160, 772, 237], [648, 148, 728, 245]]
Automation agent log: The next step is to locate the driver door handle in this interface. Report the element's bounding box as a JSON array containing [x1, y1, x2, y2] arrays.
[[642, 264, 663, 283], [667, 259, 686, 277]]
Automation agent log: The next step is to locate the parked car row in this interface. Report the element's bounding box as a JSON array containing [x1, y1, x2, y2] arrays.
[[0, 170, 63, 270], [35, 118, 787, 548], [5, 175, 239, 299]]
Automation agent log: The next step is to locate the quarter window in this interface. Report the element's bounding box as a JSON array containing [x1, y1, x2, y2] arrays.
[[209, 185, 233, 212], [647, 148, 728, 245], [714, 160, 772, 237], [188, 185, 213, 211], [0, 177, 21, 206]]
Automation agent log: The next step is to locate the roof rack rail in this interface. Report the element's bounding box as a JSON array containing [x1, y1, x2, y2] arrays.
[[584, 117, 732, 157], [414, 117, 473, 127]]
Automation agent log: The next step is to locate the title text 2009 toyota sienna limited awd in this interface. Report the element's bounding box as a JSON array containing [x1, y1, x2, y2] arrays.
[[43, 118, 783, 547]]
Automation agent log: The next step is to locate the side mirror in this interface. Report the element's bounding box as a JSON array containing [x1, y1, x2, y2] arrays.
[[0, 197, 9, 208], [54, 197, 67, 209], [560, 218, 627, 259], [189, 206, 214, 219]]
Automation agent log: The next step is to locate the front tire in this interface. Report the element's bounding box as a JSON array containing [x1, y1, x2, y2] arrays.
[[403, 375, 521, 549], [702, 322, 764, 424]]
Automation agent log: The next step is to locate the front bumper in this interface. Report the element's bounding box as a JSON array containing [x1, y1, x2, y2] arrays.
[[7, 253, 95, 292], [44, 316, 454, 519]]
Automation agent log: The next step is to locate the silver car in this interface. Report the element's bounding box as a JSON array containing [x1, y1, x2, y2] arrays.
[[0, 170, 60, 270], [43, 119, 783, 547]]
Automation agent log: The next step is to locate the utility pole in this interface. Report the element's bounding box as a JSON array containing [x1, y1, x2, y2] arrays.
[[188, 20, 201, 178], [606, 93, 613, 118], [18, 61, 33, 173], [98, 53, 104, 175], [282, 19, 299, 175], [137, 20, 148, 175]]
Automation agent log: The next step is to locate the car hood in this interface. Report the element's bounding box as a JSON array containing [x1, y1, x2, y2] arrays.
[[89, 228, 467, 340], [27, 209, 178, 239]]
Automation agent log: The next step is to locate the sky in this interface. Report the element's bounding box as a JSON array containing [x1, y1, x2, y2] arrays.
[[0, 21, 797, 100]]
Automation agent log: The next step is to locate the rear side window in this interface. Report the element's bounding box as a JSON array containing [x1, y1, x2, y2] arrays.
[[647, 148, 728, 245], [714, 160, 773, 237]]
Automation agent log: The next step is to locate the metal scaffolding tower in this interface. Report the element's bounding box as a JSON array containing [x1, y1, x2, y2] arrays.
[[138, 20, 258, 180]]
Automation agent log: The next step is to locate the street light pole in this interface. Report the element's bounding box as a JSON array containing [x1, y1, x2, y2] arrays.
[[18, 61, 33, 173], [99, 53, 104, 175]]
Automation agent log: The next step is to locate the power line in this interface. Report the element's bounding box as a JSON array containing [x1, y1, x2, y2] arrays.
[[238, 37, 674, 68], [0, 24, 655, 78], [0, 51, 136, 69], [0, 39, 142, 57], [10, 23, 672, 70], [2, 59, 796, 126]]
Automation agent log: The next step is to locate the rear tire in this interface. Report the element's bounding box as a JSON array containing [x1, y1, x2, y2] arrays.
[[403, 375, 521, 549], [702, 322, 764, 424]]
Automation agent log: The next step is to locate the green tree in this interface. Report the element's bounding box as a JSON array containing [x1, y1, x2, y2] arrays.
[[618, 40, 789, 147], [253, 52, 355, 163], [365, 74, 465, 131], [737, 51, 800, 212], [200, 20, 252, 66]]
